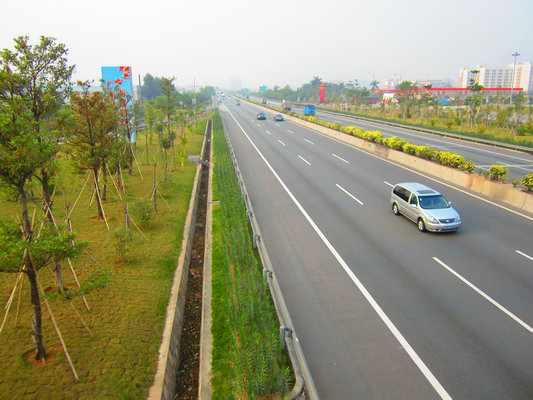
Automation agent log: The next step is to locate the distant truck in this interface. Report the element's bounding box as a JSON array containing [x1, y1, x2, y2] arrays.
[[261, 98, 267, 104], [282, 99, 292, 111], [303, 105, 316, 116]]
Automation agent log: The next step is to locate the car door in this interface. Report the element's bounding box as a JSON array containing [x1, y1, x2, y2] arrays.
[[404, 192, 419, 222]]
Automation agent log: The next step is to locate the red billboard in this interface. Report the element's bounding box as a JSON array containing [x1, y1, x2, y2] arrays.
[[320, 83, 325, 102]]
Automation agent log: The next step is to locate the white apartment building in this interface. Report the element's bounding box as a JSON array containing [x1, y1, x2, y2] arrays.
[[459, 62, 533, 92]]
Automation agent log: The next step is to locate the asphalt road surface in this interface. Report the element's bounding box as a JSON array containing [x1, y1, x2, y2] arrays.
[[219, 100, 533, 400], [260, 97, 533, 182]]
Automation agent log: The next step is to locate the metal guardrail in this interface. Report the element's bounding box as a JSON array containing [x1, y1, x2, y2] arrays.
[[219, 114, 320, 400]]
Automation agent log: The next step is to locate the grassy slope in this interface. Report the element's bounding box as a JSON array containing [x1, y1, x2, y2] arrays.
[[0, 122, 206, 399], [210, 111, 292, 399]]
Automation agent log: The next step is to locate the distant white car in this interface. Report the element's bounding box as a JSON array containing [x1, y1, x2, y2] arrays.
[[391, 182, 461, 232]]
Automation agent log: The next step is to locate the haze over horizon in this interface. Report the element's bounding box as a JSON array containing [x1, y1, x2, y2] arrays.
[[3, 0, 532, 91]]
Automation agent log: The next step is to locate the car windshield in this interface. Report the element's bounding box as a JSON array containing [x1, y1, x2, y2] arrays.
[[418, 195, 449, 209]]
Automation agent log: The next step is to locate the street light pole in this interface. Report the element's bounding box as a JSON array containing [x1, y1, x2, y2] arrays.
[[510, 51, 520, 105]]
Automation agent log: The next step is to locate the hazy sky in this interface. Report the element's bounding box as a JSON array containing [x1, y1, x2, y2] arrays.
[[3, 0, 533, 91]]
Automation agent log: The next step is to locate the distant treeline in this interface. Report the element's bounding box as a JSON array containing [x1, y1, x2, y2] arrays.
[[140, 73, 215, 104]]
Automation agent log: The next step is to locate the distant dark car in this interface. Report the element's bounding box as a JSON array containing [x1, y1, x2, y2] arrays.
[[236, 101, 240, 106], [274, 114, 284, 121], [256, 112, 266, 120]]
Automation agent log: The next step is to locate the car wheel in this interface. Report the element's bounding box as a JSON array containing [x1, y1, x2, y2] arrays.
[[417, 218, 426, 232], [392, 203, 400, 215]]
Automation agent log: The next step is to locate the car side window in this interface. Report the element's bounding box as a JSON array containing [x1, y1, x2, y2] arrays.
[[394, 186, 410, 202], [410, 195, 418, 206]]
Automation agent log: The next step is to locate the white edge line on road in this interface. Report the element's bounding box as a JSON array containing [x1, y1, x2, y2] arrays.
[[332, 153, 350, 164], [336, 184, 364, 205], [432, 257, 533, 333], [278, 140, 286, 146], [225, 108, 452, 400], [516, 250, 533, 261], [298, 155, 311, 165]]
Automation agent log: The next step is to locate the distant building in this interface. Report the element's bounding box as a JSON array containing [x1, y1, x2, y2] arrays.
[[419, 79, 455, 89], [459, 62, 532, 92]]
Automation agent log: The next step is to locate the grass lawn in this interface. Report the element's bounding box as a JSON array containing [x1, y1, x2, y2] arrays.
[[0, 121, 207, 399]]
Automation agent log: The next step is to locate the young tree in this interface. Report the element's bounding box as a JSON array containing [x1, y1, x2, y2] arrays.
[[396, 81, 418, 120], [159, 76, 177, 145], [1, 35, 74, 291], [68, 81, 119, 219], [0, 62, 83, 360]]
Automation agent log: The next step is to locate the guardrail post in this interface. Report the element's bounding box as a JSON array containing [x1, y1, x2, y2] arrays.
[[280, 326, 292, 350], [253, 234, 260, 249]]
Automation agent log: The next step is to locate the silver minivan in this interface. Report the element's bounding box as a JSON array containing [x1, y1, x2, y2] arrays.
[[390, 182, 461, 232]]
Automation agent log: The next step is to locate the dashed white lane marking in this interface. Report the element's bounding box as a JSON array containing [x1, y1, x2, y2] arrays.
[[516, 250, 533, 261], [332, 153, 350, 164], [336, 184, 364, 205], [433, 257, 533, 333], [298, 155, 311, 165]]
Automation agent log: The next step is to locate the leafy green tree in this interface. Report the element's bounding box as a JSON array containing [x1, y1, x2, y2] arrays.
[[159, 77, 177, 145], [0, 60, 83, 360], [396, 81, 418, 120], [466, 70, 484, 127], [1, 35, 74, 291], [140, 73, 162, 100]]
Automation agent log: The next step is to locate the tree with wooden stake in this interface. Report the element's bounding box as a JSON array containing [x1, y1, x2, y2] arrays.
[[0, 220, 86, 361], [0, 64, 84, 360], [2, 35, 75, 292], [68, 81, 120, 221], [110, 85, 135, 174]]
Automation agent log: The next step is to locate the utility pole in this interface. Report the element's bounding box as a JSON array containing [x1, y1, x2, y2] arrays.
[[510, 51, 520, 105]]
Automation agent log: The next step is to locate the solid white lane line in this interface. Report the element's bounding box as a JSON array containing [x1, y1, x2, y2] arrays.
[[336, 184, 364, 205], [304, 139, 315, 145], [433, 257, 533, 333], [226, 109, 451, 400], [332, 153, 350, 164], [288, 129, 294, 134], [516, 250, 533, 262], [298, 155, 311, 165], [265, 130, 272, 135], [278, 140, 286, 146]]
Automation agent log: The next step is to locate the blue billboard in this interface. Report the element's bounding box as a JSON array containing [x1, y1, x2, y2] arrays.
[[101, 66, 136, 141]]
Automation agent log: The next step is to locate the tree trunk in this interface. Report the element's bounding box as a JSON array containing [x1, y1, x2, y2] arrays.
[[20, 187, 46, 360], [26, 265, 46, 360], [93, 168, 104, 219], [102, 162, 107, 201], [40, 169, 66, 292], [153, 163, 158, 213]]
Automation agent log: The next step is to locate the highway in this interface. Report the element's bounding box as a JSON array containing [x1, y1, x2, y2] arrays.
[[261, 97, 533, 182], [219, 99, 533, 399]]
